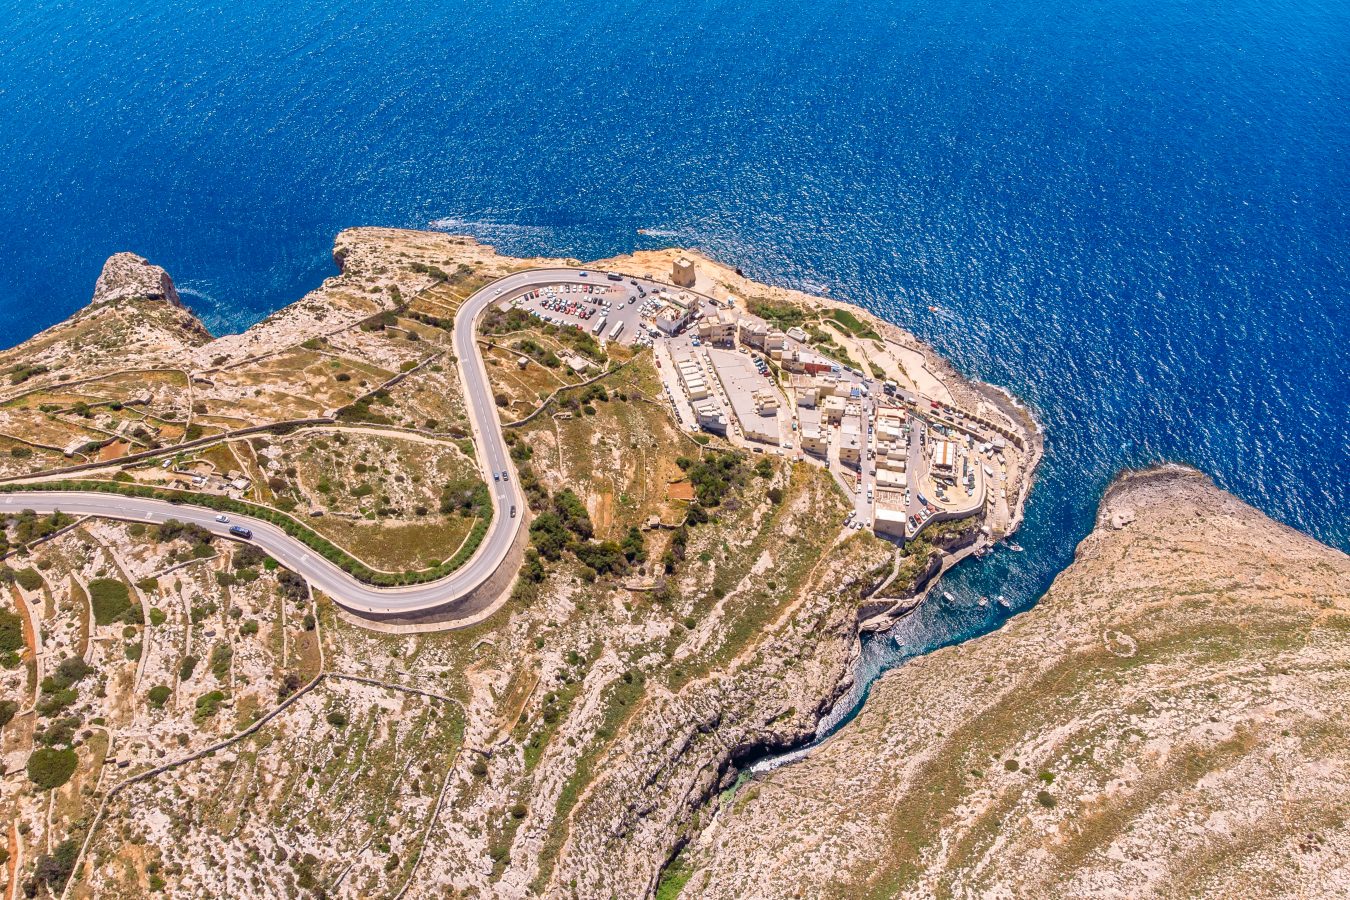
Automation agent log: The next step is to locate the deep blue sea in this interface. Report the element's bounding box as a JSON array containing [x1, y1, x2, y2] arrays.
[[3, 0, 1347, 726]]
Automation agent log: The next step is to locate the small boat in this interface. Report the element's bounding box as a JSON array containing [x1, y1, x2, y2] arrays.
[[928, 305, 939, 312], [1007, 542, 1024, 552], [997, 594, 1012, 608], [977, 596, 989, 607], [943, 591, 955, 603]]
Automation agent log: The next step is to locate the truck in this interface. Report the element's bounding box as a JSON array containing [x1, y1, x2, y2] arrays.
[[606, 272, 623, 281], [228, 525, 253, 540], [592, 315, 607, 336], [608, 320, 625, 340]]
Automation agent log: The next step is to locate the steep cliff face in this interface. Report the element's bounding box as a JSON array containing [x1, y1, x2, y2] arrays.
[[90, 252, 183, 308], [685, 465, 1350, 899]]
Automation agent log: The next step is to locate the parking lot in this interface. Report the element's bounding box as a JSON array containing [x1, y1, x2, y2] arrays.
[[507, 275, 664, 349]]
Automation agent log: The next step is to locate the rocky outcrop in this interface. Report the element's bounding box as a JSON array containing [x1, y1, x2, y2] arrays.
[[91, 251, 182, 307], [685, 464, 1350, 899]]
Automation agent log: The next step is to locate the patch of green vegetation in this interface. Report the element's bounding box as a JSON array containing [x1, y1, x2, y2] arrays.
[[0, 607, 23, 655], [7, 363, 51, 385], [147, 685, 171, 708], [88, 577, 132, 625], [655, 852, 694, 900], [209, 642, 233, 681], [27, 746, 78, 789], [14, 567, 44, 591], [828, 308, 881, 340], [195, 690, 227, 719], [746, 296, 808, 330], [29, 839, 79, 894]]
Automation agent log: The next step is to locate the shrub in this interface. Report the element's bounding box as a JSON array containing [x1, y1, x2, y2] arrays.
[[0, 608, 23, 655], [147, 685, 171, 708], [14, 568, 43, 591], [45, 657, 94, 691], [30, 839, 79, 893], [88, 578, 132, 625], [0, 699, 18, 729], [148, 607, 167, 626], [1036, 790, 1057, 809], [209, 642, 233, 681], [179, 654, 200, 681], [194, 690, 227, 718], [27, 747, 78, 789], [326, 710, 348, 729]]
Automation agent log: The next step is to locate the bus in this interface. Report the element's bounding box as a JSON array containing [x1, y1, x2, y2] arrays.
[[592, 315, 607, 336], [608, 320, 625, 340]]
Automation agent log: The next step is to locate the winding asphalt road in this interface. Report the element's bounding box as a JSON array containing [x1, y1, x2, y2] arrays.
[[1, 267, 619, 617]]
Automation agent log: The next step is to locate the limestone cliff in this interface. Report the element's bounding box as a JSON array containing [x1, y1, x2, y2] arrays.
[[685, 465, 1350, 899], [90, 252, 183, 308]]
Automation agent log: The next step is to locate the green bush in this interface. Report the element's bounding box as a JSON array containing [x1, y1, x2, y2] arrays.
[[209, 642, 233, 681], [179, 654, 199, 681], [31, 839, 79, 893], [0, 699, 18, 728], [194, 690, 227, 718], [148, 607, 167, 626], [27, 747, 78, 789], [0, 608, 23, 654], [14, 567, 43, 591], [147, 685, 171, 708], [88, 578, 131, 625]]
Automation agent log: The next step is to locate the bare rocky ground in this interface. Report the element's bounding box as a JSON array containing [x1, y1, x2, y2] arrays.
[[682, 465, 1350, 899]]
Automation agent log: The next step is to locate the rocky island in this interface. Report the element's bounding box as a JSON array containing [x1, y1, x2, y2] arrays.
[[1, 228, 1340, 900]]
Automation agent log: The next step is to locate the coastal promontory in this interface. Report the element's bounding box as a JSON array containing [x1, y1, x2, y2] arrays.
[[682, 464, 1350, 898]]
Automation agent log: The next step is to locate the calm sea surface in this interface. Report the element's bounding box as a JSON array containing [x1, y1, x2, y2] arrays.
[[3, 0, 1347, 734]]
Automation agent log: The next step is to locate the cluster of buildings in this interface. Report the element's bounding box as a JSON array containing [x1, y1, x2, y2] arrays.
[[671, 353, 728, 435], [651, 256, 1009, 545]]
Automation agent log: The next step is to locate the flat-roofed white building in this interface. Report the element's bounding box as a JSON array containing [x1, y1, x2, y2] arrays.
[[801, 426, 828, 457], [693, 399, 727, 434], [697, 308, 738, 345], [933, 440, 957, 472], [873, 507, 908, 540], [738, 318, 769, 349], [839, 417, 863, 467], [876, 468, 908, 489]]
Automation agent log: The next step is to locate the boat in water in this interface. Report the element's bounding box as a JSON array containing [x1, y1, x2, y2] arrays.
[[1007, 541, 1024, 552]]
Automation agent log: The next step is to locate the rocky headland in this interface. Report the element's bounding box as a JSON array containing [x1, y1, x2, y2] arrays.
[[682, 464, 1350, 899]]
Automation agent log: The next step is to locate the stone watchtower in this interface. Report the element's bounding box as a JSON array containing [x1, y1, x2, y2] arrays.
[[672, 257, 696, 288]]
